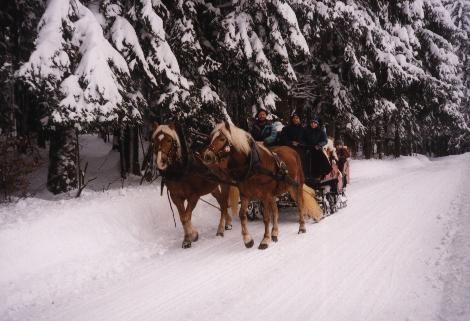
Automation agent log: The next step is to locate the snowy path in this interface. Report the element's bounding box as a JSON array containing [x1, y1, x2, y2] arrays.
[[1, 154, 469, 321]]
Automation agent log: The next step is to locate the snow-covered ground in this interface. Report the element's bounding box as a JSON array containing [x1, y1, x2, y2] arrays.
[[1, 138, 469, 321]]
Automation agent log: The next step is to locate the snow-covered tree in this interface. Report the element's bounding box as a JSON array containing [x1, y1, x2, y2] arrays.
[[289, 0, 469, 156], [17, 0, 142, 193], [443, 0, 470, 152], [10, 0, 470, 195], [214, 0, 309, 125], [102, 0, 225, 137], [0, 0, 44, 136], [164, 0, 226, 134]]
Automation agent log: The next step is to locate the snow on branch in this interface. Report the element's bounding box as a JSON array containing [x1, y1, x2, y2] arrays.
[[16, 0, 77, 92]]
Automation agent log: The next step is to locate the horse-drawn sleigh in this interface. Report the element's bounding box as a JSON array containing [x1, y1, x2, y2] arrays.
[[248, 140, 350, 220], [151, 121, 348, 250]]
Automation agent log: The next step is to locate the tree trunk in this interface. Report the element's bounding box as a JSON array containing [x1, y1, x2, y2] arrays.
[[119, 127, 127, 178], [119, 125, 141, 178], [127, 126, 140, 176], [364, 128, 373, 159], [47, 126, 78, 194], [394, 121, 401, 157]]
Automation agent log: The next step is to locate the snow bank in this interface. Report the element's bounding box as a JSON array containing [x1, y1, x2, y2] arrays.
[[350, 154, 432, 182], [0, 185, 174, 311]]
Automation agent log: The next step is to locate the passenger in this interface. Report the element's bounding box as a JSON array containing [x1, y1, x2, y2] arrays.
[[302, 116, 331, 179], [334, 139, 351, 187], [279, 113, 304, 147], [250, 109, 278, 146]]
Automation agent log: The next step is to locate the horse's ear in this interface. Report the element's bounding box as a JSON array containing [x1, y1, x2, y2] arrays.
[[151, 121, 159, 133], [223, 119, 231, 132], [150, 121, 160, 132]]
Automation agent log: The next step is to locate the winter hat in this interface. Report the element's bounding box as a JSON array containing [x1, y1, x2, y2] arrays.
[[310, 115, 320, 124], [256, 109, 268, 118], [290, 112, 300, 119]]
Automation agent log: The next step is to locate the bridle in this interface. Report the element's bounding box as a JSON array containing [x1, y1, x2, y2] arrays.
[[207, 130, 232, 162], [154, 132, 179, 166]]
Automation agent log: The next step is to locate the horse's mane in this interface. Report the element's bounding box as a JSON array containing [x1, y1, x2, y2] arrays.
[[152, 125, 182, 159], [325, 137, 337, 160], [212, 122, 251, 155]]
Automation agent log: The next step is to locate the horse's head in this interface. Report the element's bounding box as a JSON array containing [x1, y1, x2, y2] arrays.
[[202, 120, 233, 166], [152, 123, 182, 171]]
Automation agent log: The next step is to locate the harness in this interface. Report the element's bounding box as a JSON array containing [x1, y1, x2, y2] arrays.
[[207, 130, 299, 188]]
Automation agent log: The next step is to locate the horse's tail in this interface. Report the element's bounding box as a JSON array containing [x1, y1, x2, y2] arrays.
[[228, 186, 240, 216], [300, 184, 323, 222]]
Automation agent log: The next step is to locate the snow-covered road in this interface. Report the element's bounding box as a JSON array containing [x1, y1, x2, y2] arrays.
[[1, 154, 469, 321]]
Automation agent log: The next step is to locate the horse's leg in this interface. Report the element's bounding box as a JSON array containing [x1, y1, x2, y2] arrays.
[[179, 196, 199, 248], [239, 197, 254, 248], [170, 195, 193, 248], [259, 198, 273, 250], [211, 185, 232, 237], [220, 184, 233, 231], [289, 186, 306, 233], [270, 198, 279, 242], [296, 186, 306, 233]]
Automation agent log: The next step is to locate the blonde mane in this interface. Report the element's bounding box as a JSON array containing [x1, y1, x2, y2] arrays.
[[152, 125, 182, 159], [211, 122, 251, 155], [325, 137, 337, 160]]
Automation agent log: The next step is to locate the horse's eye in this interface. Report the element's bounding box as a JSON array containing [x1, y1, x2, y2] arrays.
[[219, 137, 225, 141]]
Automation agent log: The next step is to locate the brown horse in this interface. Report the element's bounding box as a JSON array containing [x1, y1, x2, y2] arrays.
[[202, 121, 321, 250], [152, 123, 233, 248]]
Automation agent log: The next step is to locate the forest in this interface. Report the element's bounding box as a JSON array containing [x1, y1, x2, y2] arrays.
[[1, 0, 469, 196]]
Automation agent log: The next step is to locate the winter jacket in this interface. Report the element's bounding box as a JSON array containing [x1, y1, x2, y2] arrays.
[[251, 120, 277, 145], [302, 126, 328, 149], [279, 124, 304, 146]]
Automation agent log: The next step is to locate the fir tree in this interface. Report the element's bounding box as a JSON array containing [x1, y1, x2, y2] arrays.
[[17, 0, 142, 193], [215, 0, 309, 125]]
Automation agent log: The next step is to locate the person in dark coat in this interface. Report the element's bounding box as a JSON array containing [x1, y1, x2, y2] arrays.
[[250, 109, 277, 145], [279, 113, 304, 147], [302, 116, 331, 179]]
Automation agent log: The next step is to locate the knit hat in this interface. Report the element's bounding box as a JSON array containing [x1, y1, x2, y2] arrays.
[[290, 112, 300, 119], [310, 115, 320, 124], [255, 109, 268, 118]]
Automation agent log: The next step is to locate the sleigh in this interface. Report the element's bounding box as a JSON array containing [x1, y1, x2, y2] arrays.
[[247, 146, 350, 220]]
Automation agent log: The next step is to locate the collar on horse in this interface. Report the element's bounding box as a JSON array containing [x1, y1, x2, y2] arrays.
[[202, 129, 299, 188]]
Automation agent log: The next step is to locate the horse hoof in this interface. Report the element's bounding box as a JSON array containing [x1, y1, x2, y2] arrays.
[[298, 228, 306, 234], [258, 243, 268, 250], [216, 232, 224, 237], [272, 235, 278, 242], [225, 224, 232, 230], [182, 241, 192, 249], [245, 239, 254, 248], [192, 232, 199, 242]]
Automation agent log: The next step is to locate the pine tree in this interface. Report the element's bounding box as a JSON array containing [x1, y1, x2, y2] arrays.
[[444, 0, 470, 152], [164, 0, 226, 135], [215, 0, 309, 125], [289, 0, 469, 156], [17, 0, 142, 193], [0, 0, 44, 136]]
